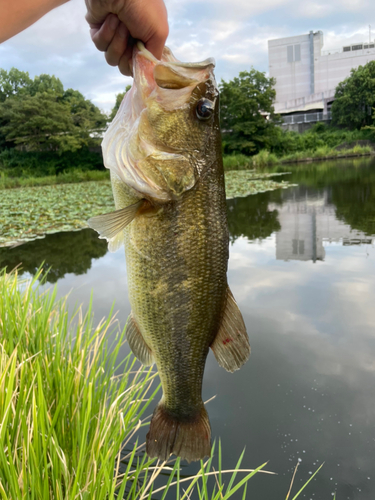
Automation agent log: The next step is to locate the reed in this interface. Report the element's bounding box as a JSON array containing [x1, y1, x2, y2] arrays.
[[0, 269, 274, 499]]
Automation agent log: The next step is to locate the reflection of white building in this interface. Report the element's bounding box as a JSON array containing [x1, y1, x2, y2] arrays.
[[269, 194, 374, 262]]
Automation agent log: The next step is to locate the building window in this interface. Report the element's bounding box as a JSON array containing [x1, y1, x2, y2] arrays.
[[287, 44, 301, 62], [294, 44, 301, 61], [352, 44, 363, 51], [287, 45, 294, 62], [343, 46, 351, 52], [292, 239, 305, 255]]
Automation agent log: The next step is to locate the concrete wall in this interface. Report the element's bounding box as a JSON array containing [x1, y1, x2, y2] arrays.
[[268, 34, 311, 104], [315, 46, 375, 94], [268, 31, 323, 108], [269, 31, 375, 114]]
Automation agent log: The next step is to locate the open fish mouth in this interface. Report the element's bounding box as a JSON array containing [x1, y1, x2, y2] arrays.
[[102, 43, 219, 202]]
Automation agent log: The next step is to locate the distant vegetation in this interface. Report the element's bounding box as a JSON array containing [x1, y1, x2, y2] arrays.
[[331, 60, 375, 129], [219, 69, 280, 155], [3, 60, 375, 179], [0, 68, 128, 179], [220, 61, 375, 169]]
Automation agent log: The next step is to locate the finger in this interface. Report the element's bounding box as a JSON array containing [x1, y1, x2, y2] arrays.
[[143, 6, 169, 60], [118, 39, 135, 76], [90, 14, 119, 52], [105, 23, 129, 67], [116, 0, 169, 60], [144, 23, 169, 61]]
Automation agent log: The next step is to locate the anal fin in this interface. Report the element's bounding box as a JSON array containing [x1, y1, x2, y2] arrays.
[[210, 287, 250, 373], [126, 313, 154, 366]]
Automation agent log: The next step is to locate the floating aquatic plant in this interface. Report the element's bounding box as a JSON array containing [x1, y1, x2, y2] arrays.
[[0, 172, 297, 247]]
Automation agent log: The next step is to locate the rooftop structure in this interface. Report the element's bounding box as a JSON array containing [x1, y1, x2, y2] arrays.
[[268, 31, 375, 117]]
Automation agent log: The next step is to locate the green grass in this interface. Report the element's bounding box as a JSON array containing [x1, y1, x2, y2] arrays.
[[0, 268, 278, 499], [0, 169, 110, 189], [222, 145, 373, 170], [223, 154, 253, 171], [252, 150, 278, 167]]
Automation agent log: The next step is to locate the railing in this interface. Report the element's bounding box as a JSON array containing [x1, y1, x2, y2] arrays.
[[282, 111, 332, 125], [321, 42, 375, 56]]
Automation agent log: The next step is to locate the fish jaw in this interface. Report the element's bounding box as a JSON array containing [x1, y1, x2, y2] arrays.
[[101, 43, 218, 202]]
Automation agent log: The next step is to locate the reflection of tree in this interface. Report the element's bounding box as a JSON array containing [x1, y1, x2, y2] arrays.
[[332, 180, 375, 236], [288, 158, 375, 237], [226, 192, 281, 243], [0, 229, 108, 283]]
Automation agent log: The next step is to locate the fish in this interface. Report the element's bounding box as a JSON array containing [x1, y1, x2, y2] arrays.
[[88, 42, 250, 462]]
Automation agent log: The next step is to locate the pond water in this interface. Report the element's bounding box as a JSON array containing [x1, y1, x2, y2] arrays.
[[1, 157, 375, 499]]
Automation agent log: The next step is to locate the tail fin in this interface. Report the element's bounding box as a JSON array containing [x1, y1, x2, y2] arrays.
[[146, 402, 211, 462]]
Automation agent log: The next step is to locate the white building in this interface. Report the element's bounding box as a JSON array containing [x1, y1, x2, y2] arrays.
[[268, 31, 375, 120]]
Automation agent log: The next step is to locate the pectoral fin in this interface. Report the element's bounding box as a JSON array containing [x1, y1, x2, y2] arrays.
[[126, 313, 154, 366], [210, 287, 250, 372], [87, 200, 146, 248]]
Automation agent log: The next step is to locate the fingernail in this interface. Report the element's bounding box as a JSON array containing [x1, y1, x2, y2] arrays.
[[109, 15, 119, 30]]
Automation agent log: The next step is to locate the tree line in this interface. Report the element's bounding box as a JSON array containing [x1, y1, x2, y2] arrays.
[[1, 59, 375, 176], [0, 68, 109, 153]]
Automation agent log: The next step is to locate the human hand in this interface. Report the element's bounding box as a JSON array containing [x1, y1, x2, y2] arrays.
[[85, 0, 169, 76]]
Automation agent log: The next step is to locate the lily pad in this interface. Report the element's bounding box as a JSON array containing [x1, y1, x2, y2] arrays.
[[225, 170, 297, 199], [0, 181, 114, 247], [0, 171, 297, 247]]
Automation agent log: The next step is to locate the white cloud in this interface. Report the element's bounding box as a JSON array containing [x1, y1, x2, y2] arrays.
[[1, 0, 375, 111]]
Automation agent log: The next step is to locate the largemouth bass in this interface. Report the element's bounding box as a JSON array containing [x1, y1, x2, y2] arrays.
[[88, 43, 250, 462]]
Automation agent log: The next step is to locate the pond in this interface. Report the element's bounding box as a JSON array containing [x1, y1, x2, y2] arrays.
[[1, 157, 375, 499]]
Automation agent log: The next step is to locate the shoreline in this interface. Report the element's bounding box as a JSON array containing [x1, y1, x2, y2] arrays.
[[279, 150, 375, 165]]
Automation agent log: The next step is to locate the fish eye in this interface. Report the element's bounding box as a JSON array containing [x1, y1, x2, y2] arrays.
[[196, 98, 214, 121]]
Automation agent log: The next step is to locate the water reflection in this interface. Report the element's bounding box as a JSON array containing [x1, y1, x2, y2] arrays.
[[0, 228, 107, 282], [269, 186, 374, 262], [1, 158, 375, 499], [226, 192, 281, 243]]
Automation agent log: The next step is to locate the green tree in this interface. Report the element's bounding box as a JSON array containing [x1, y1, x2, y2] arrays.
[[331, 61, 375, 129], [0, 93, 80, 152], [0, 69, 107, 153], [0, 68, 32, 102], [219, 69, 279, 155], [28, 73, 64, 96], [62, 88, 107, 142], [109, 85, 131, 120]]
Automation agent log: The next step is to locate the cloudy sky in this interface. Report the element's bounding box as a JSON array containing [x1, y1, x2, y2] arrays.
[[1, 0, 374, 113]]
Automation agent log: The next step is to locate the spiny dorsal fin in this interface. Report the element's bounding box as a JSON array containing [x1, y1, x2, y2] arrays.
[[87, 200, 145, 241], [210, 287, 250, 372]]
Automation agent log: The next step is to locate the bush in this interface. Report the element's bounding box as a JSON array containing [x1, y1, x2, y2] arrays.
[[252, 149, 278, 167], [0, 147, 104, 177], [223, 154, 253, 171]]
